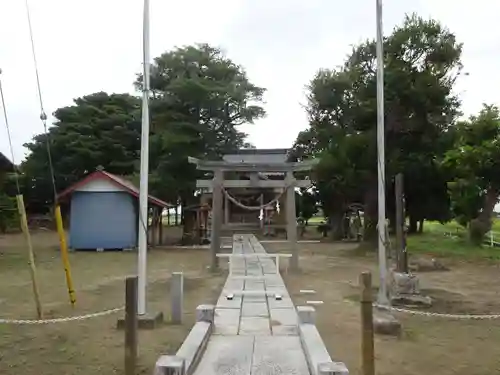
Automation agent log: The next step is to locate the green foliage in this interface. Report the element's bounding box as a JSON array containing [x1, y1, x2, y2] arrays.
[[0, 192, 17, 233], [444, 104, 500, 241], [295, 189, 318, 223], [293, 14, 463, 241], [137, 44, 266, 206], [19, 44, 265, 217], [22, 92, 142, 211]]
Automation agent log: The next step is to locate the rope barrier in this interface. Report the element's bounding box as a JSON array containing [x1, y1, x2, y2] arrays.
[[0, 307, 124, 325], [221, 183, 292, 211], [373, 303, 500, 320]]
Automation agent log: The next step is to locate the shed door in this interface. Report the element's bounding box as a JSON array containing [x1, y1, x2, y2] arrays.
[[69, 192, 137, 250]]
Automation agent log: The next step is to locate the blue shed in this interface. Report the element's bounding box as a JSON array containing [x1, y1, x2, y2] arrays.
[[58, 170, 170, 251]]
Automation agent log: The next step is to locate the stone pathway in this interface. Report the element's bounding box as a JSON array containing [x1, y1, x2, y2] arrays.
[[193, 234, 310, 375]]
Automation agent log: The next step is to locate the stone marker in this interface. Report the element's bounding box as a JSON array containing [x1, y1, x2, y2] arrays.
[[373, 308, 401, 336], [297, 305, 316, 324], [171, 272, 184, 324], [390, 271, 420, 295], [196, 304, 215, 323]]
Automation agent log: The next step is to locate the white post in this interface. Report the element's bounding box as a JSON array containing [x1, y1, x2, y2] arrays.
[[137, 0, 151, 316], [170, 272, 184, 324], [376, 0, 389, 306]]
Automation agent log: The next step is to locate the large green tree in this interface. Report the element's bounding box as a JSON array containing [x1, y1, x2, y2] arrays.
[[20, 44, 266, 222], [444, 104, 500, 244], [21, 92, 142, 212], [136, 43, 266, 214], [294, 14, 462, 242]]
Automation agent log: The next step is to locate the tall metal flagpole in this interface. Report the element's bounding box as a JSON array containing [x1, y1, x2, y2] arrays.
[[376, 0, 389, 305], [138, 0, 151, 316]]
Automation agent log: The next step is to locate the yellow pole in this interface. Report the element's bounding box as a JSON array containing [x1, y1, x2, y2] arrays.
[[16, 194, 43, 319], [54, 204, 76, 306]]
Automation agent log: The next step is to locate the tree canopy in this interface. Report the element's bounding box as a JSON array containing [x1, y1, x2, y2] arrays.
[[17, 44, 266, 216], [293, 14, 463, 241], [444, 104, 500, 243]]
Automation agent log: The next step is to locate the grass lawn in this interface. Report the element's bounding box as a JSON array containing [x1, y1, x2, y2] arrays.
[[419, 219, 500, 259], [407, 231, 500, 260], [265, 241, 500, 375], [0, 230, 225, 375], [307, 216, 326, 224]]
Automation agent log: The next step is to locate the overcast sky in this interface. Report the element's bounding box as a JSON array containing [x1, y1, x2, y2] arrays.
[[0, 0, 498, 164]]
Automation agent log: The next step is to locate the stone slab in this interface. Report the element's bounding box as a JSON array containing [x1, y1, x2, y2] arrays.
[[317, 361, 349, 375], [192, 335, 254, 375], [270, 308, 298, 326], [239, 316, 271, 335], [244, 281, 265, 290], [297, 306, 316, 324], [271, 325, 299, 336], [391, 294, 432, 307], [176, 321, 211, 373], [216, 294, 242, 308], [213, 324, 239, 335], [186, 234, 342, 374], [299, 323, 333, 375], [242, 294, 267, 302], [268, 297, 294, 309], [154, 355, 185, 375], [251, 336, 310, 375], [242, 302, 269, 317], [214, 308, 241, 327], [196, 304, 215, 323]]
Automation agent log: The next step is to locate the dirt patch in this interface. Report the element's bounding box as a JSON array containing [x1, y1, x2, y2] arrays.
[[265, 241, 500, 375], [0, 231, 225, 375]]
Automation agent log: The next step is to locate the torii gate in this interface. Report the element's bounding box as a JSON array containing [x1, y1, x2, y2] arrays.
[[188, 155, 318, 273]]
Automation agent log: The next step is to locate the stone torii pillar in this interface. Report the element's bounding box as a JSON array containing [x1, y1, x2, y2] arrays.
[[285, 171, 299, 272], [224, 195, 230, 225], [210, 169, 223, 271]]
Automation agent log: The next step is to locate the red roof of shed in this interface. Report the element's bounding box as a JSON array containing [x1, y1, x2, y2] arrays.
[[57, 170, 172, 208]]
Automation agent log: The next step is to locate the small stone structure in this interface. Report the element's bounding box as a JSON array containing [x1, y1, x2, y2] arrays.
[[389, 271, 432, 308]]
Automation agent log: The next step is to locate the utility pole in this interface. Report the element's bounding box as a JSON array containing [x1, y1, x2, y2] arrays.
[[137, 0, 151, 316], [375, 0, 389, 305]]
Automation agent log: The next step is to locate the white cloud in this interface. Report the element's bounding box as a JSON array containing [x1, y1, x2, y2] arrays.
[[0, 0, 498, 162]]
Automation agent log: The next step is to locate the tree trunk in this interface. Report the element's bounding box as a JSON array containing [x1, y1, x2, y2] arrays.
[[329, 212, 344, 240], [418, 219, 424, 234], [469, 188, 499, 245], [408, 215, 418, 234]]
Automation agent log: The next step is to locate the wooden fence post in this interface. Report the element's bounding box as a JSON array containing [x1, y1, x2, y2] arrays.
[[360, 272, 375, 375], [125, 276, 138, 375]]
